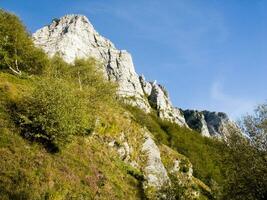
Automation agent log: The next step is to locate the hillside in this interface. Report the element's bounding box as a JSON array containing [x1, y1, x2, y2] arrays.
[[0, 10, 266, 200]]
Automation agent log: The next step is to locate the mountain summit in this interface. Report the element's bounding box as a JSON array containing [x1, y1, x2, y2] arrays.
[[33, 14, 238, 138]]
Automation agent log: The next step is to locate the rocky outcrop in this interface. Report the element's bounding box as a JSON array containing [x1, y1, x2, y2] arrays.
[[33, 15, 150, 112], [203, 111, 239, 138], [183, 110, 210, 137], [141, 132, 170, 188], [139, 75, 187, 127], [183, 110, 239, 138]]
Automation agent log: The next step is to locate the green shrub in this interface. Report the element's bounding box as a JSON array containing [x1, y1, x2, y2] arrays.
[[11, 58, 117, 151], [0, 10, 49, 75], [219, 133, 267, 200], [13, 78, 92, 151], [156, 175, 185, 200], [123, 105, 169, 144]]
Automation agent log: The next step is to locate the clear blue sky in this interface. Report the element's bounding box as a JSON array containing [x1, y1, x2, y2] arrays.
[[1, 0, 267, 119]]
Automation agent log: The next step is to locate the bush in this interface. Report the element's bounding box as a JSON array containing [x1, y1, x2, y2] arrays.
[[0, 9, 49, 75], [220, 133, 267, 200], [156, 175, 185, 200], [13, 78, 93, 151], [123, 105, 169, 144], [12, 58, 117, 151]]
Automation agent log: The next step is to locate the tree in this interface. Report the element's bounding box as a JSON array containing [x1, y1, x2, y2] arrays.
[[0, 9, 48, 75], [241, 103, 267, 151], [220, 129, 267, 200]]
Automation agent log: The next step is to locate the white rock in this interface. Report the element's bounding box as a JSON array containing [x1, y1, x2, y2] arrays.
[[146, 80, 188, 126], [33, 15, 150, 112], [141, 131, 170, 188], [171, 159, 180, 173]]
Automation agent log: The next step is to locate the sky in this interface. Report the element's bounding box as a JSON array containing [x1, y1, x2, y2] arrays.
[[1, 0, 267, 120]]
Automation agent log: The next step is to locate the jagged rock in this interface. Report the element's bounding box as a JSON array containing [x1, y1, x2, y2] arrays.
[[108, 133, 133, 162], [33, 14, 150, 112], [139, 74, 153, 96], [141, 131, 170, 188], [183, 110, 210, 137], [183, 110, 239, 138], [203, 111, 239, 138], [139, 76, 188, 127]]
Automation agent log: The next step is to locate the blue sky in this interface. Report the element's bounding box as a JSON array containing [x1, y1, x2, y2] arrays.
[[1, 0, 267, 119]]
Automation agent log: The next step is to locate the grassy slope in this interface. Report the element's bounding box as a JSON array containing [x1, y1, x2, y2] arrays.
[[0, 72, 143, 200], [0, 71, 212, 200]]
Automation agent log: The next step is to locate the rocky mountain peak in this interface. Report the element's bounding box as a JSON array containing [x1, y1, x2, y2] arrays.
[[33, 15, 114, 63], [33, 14, 239, 138]]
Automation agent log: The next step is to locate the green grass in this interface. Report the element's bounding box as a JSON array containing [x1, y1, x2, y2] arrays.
[[0, 129, 143, 200]]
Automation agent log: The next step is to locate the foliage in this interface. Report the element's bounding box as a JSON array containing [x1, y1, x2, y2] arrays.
[[10, 57, 117, 151], [240, 103, 267, 150], [220, 102, 267, 199], [219, 129, 267, 200], [127, 104, 267, 199], [13, 78, 93, 151], [0, 9, 49, 75], [124, 105, 169, 144], [156, 175, 185, 200], [0, 72, 141, 200], [0, 129, 142, 200]]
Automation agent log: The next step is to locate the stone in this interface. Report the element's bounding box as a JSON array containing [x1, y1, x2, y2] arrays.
[[202, 111, 239, 138], [141, 131, 170, 188]]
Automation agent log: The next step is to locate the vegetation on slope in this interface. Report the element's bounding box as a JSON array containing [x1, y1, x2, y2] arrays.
[[0, 9, 48, 75], [125, 105, 267, 200], [0, 54, 144, 200], [124, 106, 225, 186]]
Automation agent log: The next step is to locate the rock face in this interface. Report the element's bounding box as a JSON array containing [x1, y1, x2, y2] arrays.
[[203, 111, 239, 138], [183, 110, 239, 138], [33, 14, 187, 125], [183, 110, 210, 137], [33, 15, 150, 112]]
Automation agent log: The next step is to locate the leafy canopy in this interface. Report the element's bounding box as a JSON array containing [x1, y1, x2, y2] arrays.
[[0, 9, 48, 75]]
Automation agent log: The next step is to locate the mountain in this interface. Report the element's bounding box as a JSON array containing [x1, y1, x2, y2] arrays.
[[2, 10, 266, 200], [33, 14, 239, 138]]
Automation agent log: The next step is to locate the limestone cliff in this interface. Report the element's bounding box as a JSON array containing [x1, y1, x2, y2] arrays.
[[33, 15, 150, 112], [33, 14, 239, 139], [33, 14, 188, 127]]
